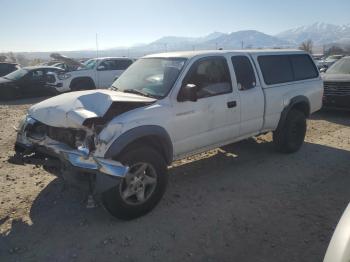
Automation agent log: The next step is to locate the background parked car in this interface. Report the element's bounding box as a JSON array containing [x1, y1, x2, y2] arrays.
[[48, 57, 134, 93], [0, 66, 64, 100], [318, 55, 344, 72], [322, 56, 350, 109], [0, 62, 20, 77], [43, 61, 80, 72]]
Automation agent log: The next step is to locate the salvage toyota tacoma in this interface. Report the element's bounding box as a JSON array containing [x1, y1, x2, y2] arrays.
[[15, 50, 323, 220]]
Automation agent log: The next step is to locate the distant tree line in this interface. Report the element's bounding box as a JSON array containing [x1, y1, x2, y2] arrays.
[[299, 40, 313, 54], [324, 45, 350, 56], [298, 39, 350, 56]]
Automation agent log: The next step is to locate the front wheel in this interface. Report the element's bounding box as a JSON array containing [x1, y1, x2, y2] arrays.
[[273, 109, 307, 153], [102, 147, 168, 220]]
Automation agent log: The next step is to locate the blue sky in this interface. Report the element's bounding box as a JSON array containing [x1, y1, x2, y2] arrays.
[[1, 0, 350, 52]]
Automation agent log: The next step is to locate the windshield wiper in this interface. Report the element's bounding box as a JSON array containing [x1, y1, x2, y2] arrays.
[[123, 89, 158, 99]]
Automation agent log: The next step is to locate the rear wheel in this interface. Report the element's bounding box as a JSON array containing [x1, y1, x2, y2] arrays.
[[273, 109, 307, 153], [102, 147, 168, 220]]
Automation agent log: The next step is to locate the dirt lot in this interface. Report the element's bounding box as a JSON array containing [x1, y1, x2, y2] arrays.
[[0, 97, 349, 262]]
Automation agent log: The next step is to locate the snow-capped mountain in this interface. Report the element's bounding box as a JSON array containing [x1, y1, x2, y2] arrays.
[[144, 30, 291, 51], [276, 22, 350, 45], [206, 30, 291, 49], [145, 32, 227, 51]]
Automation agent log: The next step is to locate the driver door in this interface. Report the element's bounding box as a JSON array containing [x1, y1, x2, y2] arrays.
[[96, 60, 118, 88], [171, 56, 241, 158]]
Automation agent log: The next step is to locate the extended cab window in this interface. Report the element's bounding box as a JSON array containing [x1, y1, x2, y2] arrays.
[[231, 56, 256, 90], [290, 54, 319, 80], [184, 57, 232, 98], [258, 55, 293, 85]]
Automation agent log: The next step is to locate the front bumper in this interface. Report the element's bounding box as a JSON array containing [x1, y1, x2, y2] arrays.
[[16, 116, 129, 178]]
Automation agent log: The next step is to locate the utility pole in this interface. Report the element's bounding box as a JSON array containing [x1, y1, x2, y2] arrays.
[[215, 42, 218, 50], [95, 33, 99, 58], [241, 41, 244, 49], [95, 33, 99, 87]]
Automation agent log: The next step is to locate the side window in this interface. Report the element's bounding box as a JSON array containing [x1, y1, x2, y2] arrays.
[[98, 60, 115, 71], [258, 55, 293, 85], [29, 70, 45, 81], [290, 54, 319, 81], [231, 56, 256, 90], [0, 64, 6, 72], [114, 59, 133, 70], [184, 57, 232, 99]]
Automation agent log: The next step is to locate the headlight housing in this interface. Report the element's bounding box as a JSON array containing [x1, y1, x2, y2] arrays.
[[58, 73, 71, 80], [17, 115, 35, 132]]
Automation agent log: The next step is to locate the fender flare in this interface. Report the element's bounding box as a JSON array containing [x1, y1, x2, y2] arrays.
[[277, 95, 310, 130], [104, 125, 173, 165]]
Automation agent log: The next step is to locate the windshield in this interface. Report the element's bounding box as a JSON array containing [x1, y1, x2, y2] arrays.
[[326, 58, 350, 74], [111, 57, 187, 98], [4, 68, 28, 80], [78, 59, 97, 70]]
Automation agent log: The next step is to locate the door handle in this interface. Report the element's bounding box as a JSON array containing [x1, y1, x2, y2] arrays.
[[227, 101, 237, 108]]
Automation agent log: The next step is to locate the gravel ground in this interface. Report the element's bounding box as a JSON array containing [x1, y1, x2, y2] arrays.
[[0, 97, 349, 262]]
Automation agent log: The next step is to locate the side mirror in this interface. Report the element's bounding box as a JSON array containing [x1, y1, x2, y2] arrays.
[[178, 84, 197, 102], [97, 65, 106, 71]]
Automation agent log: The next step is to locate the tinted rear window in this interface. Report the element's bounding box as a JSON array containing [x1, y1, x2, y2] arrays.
[[258, 54, 318, 85], [290, 55, 319, 80], [258, 55, 293, 85]]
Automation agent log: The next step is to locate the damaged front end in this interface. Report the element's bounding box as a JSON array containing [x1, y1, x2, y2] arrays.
[[15, 115, 129, 193], [14, 90, 156, 193]]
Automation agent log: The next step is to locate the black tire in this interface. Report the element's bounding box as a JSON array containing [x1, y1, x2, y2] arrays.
[[273, 109, 307, 153], [70, 79, 95, 91], [102, 147, 168, 220]]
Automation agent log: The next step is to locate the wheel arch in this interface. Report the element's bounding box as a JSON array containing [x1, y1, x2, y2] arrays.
[[69, 77, 96, 90], [104, 125, 173, 165], [277, 95, 310, 130]]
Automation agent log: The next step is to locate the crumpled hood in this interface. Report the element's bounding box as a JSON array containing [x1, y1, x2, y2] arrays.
[[29, 89, 156, 128], [322, 73, 350, 82]]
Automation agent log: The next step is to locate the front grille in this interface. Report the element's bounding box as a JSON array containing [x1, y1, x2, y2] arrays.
[[47, 126, 86, 148], [26, 121, 86, 148], [324, 81, 350, 96]]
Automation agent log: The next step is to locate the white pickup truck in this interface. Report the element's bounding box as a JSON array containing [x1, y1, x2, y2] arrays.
[[15, 50, 323, 219], [48, 57, 134, 93]]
